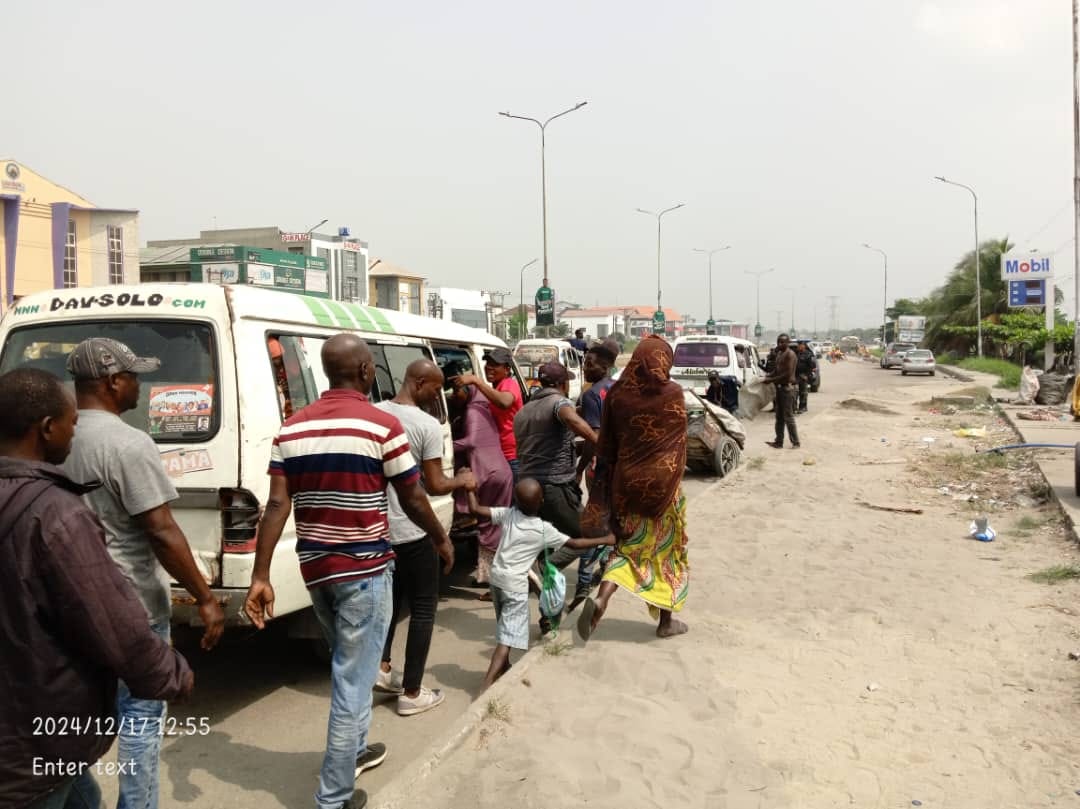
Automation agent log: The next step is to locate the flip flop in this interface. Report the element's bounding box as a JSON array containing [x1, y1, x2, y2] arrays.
[[577, 597, 598, 643]]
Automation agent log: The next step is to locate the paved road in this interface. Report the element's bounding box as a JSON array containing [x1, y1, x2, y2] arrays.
[[95, 357, 949, 807]]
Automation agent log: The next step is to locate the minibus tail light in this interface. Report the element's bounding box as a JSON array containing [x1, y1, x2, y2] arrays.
[[219, 488, 260, 553]]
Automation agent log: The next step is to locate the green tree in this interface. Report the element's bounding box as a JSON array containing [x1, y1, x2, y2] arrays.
[[507, 311, 529, 341], [885, 297, 924, 320], [923, 236, 1013, 354]]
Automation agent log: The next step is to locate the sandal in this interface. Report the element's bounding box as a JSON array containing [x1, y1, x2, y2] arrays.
[[577, 597, 598, 643]]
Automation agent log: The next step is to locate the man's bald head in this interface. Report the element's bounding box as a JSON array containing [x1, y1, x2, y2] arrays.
[[401, 358, 444, 407], [322, 333, 374, 393]]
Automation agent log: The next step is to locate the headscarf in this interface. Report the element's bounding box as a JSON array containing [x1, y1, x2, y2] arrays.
[[583, 336, 686, 535]]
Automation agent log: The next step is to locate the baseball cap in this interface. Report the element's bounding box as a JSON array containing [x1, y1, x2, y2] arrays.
[[587, 338, 620, 364], [483, 347, 513, 366], [538, 360, 575, 386], [66, 338, 161, 380]]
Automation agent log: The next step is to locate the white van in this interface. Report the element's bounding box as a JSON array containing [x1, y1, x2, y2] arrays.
[[669, 335, 772, 417], [0, 283, 523, 638], [511, 338, 583, 400]]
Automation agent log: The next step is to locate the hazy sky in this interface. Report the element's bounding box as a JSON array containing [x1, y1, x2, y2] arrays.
[[4, 0, 1074, 330]]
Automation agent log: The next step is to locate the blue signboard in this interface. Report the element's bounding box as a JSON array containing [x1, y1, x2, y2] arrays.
[[1008, 279, 1046, 307]]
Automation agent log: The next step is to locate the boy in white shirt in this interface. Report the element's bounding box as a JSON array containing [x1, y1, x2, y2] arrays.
[[468, 477, 613, 690]]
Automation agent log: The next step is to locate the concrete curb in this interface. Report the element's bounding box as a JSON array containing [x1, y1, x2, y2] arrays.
[[369, 627, 550, 809], [993, 405, 1079, 545], [936, 364, 975, 383]]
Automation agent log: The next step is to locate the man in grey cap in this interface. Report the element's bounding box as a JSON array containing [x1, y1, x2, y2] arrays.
[[62, 337, 225, 809]]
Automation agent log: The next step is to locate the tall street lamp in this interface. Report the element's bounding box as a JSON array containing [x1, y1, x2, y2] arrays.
[[692, 245, 731, 327], [636, 204, 686, 323], [935, 176, 983, 357], [861, 243, 888, 346], [784, 286, 805, 335], [499, 101, 588, 291], [518, 258, 538, 340], [745, 267, 775, 339]]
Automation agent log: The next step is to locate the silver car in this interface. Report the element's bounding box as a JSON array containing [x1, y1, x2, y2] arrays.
[[881, 342, 915, 369], [900, 349, 936, 376]]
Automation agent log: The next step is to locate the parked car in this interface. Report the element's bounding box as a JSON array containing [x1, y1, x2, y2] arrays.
[[901, 349, 936, 376], [881, 342, 916, 369]]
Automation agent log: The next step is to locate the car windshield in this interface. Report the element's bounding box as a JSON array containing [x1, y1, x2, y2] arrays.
[[673, 342, 730, 368], [0, 320, 219, 443], [907, 350, 932, 358], [892, 344, 915, 353], [513, 344, 559, 366]]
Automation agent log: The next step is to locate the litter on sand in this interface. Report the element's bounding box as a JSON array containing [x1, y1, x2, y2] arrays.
[[953, 426, 988, 439], [856, 499, 924, 515], [969, 517, 996, 542]]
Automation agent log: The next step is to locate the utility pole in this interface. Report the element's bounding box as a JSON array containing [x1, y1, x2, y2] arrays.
[[827, 296, 840, 338], [1073, 0, 1080, 374]]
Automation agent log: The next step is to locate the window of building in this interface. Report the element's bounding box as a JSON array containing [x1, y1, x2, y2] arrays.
[[407, 282, 421, 315], [63, 219, 77, 288], [343, 277, 360, 303], [107, 224, 124, 284]]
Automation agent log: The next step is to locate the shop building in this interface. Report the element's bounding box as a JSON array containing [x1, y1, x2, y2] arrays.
[[144, 225, 368, 303], [0, 159, 140, 312]]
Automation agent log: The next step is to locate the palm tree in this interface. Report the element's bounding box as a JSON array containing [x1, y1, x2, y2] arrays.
[[924, 237, 1013, 354]]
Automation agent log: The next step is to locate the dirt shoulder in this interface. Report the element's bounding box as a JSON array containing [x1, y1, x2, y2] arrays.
[[387, 364, 1080, 809]]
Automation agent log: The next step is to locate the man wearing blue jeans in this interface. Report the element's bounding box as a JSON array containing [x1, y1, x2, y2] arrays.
[[62, 338, 225, 809], [245, 334, 453, 809]]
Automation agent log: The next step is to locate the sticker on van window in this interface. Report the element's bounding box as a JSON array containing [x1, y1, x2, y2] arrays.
[[159, 448, 214, 478], [148, 385, 214, 436]]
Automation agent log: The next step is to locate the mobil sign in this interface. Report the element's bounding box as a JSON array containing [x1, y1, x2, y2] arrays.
[[1000, 253, 1052, 280]]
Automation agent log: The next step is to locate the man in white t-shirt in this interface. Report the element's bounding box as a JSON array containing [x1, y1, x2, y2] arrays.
[[467, 477, 613, 690], [374, 359, 475, 716]]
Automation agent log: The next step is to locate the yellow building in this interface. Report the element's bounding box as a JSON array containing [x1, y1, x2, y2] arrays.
[[0, 160, 140, 312]]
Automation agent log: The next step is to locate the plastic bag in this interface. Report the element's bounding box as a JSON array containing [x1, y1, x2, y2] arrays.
[[538, 555, 565, 619], [952, 426, 987, 439], [969, 518, 996, 542], [1018, 365, 1040, 405]]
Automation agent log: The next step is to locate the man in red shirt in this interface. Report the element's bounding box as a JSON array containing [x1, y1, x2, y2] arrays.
[[455, 347, 522, 481]]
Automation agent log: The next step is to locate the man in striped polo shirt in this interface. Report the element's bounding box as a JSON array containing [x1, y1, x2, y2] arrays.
[[245, 334, 453, 809]]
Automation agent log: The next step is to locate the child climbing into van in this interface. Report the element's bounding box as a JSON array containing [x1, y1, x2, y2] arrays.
[[467, 477, 614, 690]]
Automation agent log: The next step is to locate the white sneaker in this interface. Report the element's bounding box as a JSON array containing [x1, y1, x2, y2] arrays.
[[373, 668, 403, 694], [396, 686, 445, 716]]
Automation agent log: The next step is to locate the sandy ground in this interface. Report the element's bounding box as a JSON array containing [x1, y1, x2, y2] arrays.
[[395, 361, 1080, 809]]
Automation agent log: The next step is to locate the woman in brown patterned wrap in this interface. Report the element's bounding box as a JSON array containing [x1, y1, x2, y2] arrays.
[[578, 335, 690, 640]]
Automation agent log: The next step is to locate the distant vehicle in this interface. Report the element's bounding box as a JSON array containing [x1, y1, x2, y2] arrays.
[[512, 338, 583, 400], [901, 349, 936, 376], [881, 342, 916, 369], [818, 340, 835, 356], [669, 335, 773, 418]]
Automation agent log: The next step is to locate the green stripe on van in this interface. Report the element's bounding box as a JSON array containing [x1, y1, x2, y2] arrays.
[[344, 302, 378, 332], [322, 300, 356, 330], [367, 307, 395, 333], [300, 296, 335, 327]]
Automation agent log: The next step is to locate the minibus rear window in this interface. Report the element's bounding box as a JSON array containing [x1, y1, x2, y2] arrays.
[[673, 342, 730, 368], [0, 321, 219, 443]]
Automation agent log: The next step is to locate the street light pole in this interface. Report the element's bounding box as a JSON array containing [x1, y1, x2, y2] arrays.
[[692, 245, 731, 323], [935, 176, 983, 357], [861, 243, 888, 345], [637, 204, 686, 317], [518, 258, 538, 340], [1073, 0, 1080, 374], [499, 102, 588, 291], [745, 267, 775, 339]]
